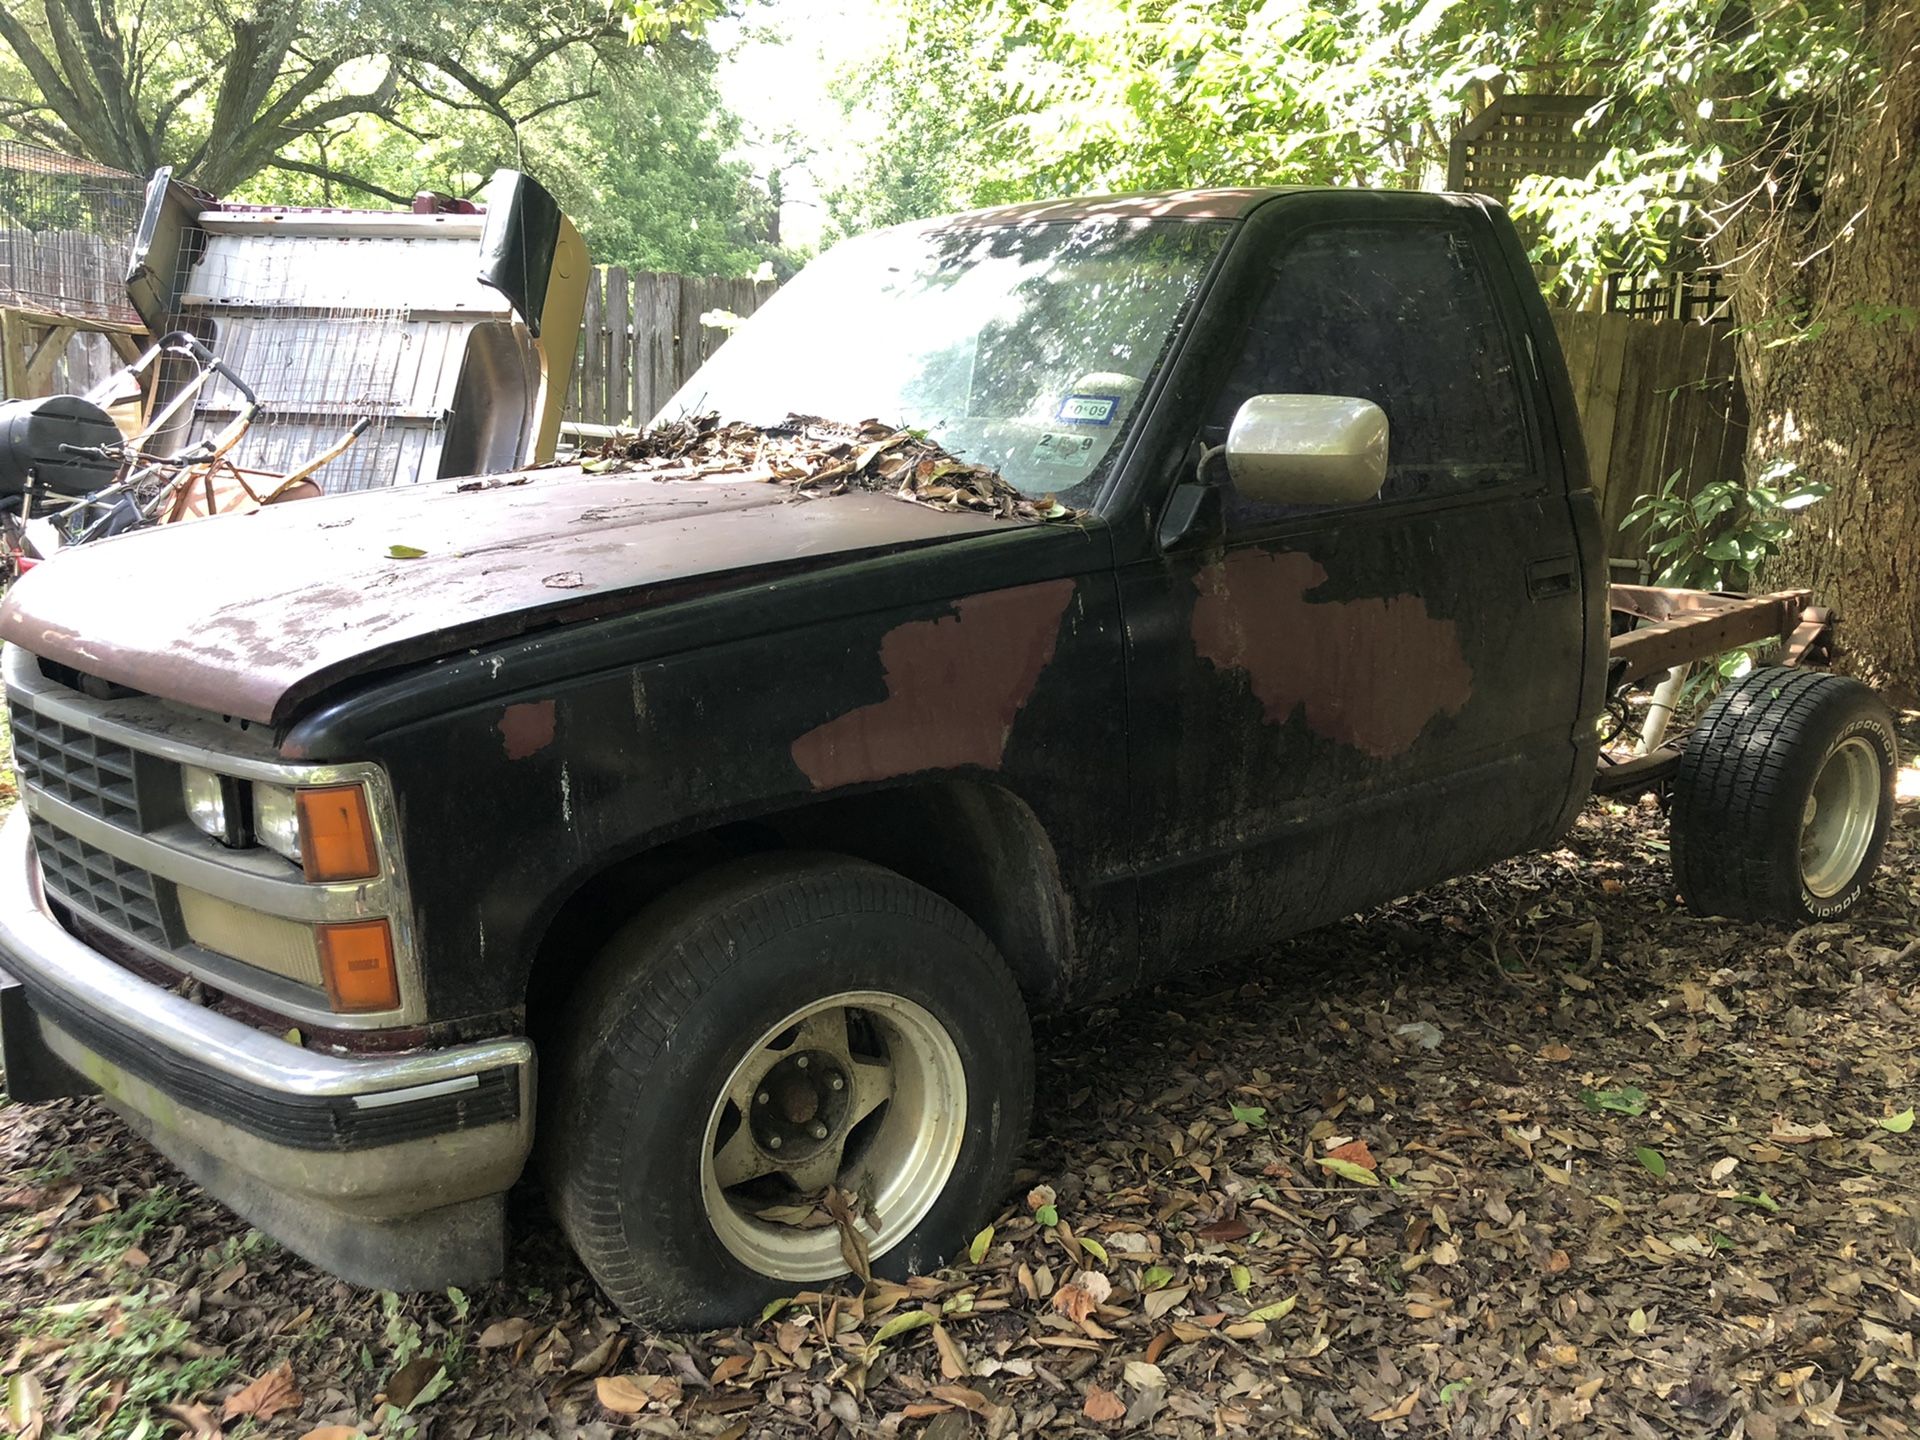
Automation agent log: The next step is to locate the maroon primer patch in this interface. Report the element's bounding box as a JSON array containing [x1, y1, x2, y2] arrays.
[[790, 579, 1077, 789], [498, 699, 557, 760], [1191, 550, 1473, 759]]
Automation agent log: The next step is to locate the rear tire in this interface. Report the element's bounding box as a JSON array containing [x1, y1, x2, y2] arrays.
[[1670, 666, 1897, 922], [541, 852, 1033, 1327]]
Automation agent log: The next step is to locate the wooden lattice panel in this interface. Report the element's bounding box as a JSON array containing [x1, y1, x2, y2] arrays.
[[1448, 95, 1610, 202]]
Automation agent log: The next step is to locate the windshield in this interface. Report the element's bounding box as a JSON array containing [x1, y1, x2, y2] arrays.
[[655, 218, 1230, 507]]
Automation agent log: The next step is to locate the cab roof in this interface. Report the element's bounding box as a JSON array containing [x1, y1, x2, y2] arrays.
[[935, 187, 1301, 227]]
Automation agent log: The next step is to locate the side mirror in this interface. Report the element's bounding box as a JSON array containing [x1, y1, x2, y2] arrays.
[[1225, 394, 1388, 506]]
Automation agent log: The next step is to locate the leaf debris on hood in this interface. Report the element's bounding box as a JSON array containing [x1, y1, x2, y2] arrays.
[[587, 412, 1078, 522]]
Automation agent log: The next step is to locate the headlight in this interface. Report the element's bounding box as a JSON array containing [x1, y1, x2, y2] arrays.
[[252, 782, 302, 865], [181, 765, 234, 843]]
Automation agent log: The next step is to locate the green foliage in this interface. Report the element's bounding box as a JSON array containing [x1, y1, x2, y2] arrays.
[[25, 1294, 240, 1440], [1582, 1085, 1649, 1116], [1623, 462, 1828, 591], [542, 46, 777, 276], [830, 0, 1878, 300], [824, 0, 1520, 229], [1507, 2, 1874, 301], [2, 0, 774, 278], [251, 35, 777, 276], [55, 1186, 187, 1268]]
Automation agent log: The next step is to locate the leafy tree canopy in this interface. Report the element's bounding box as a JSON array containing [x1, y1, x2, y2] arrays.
[[827, 0, 1875, 299], [0, 0, 779, 276]]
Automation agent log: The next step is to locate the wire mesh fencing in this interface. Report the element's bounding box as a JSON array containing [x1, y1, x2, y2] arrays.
[[161, 229, 417, 493], [0, 141, 144, 328]]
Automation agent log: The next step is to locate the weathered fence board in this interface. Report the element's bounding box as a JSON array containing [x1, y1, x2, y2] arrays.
[[1548, 309, 1748, 569], [39, 328, 120, 395], [564, 267, 777, 430]]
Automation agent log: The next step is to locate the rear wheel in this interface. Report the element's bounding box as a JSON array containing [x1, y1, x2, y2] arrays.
[[1670, 666, 1897, 922], [542, 853, 1032, 1326]]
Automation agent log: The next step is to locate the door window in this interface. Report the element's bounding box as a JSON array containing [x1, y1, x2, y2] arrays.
[[1206, 222, 1535, 523]]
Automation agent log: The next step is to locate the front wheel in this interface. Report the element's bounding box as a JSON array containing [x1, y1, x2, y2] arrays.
[[1670, 666, 1898, 922], [542, 853, 1033, 1327]]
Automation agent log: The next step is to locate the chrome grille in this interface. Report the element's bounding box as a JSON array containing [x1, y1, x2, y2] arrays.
[[32, 826, 168, 945], [11, 702, 141, 826]]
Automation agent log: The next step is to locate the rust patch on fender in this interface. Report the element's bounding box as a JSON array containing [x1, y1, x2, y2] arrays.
[[1191, 550, 1472, 759], [791, 579, 1077, 790], [499, 699, 557, 760]]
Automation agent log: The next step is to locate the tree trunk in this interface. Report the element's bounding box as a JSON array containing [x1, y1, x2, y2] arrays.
[[1728, 2, 1920, 697]]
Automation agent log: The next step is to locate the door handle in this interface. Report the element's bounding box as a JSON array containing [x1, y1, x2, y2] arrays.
[[1526, 554, 1577, 600]]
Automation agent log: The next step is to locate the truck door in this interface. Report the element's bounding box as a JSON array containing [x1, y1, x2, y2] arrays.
[[1122, 196, 1592, 969]]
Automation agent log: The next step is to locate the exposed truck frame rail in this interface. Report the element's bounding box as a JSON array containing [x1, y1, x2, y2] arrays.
[[1596, 583, 1839, 798]]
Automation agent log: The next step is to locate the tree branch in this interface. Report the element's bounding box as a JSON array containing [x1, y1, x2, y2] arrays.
[[263, 156, 415, 206], [514, 88, 602, 123], [0, 6, 101, 156]]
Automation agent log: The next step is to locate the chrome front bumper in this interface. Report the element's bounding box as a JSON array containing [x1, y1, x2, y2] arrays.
[[0, 809, 533, 1288]]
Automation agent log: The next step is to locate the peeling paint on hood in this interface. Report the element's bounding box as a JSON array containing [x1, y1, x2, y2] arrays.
[[0, 465, 1012, 727]]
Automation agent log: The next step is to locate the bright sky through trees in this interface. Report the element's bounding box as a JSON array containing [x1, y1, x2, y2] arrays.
[[712, 0, 894, 248]]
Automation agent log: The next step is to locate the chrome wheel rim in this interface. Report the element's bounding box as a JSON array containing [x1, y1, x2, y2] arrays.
[[1800, 736, 1880, 898], [700, 991, 966, 1281]]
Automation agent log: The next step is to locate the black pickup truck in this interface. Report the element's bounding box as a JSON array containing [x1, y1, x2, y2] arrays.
[[0, 188, 1898, 1326]]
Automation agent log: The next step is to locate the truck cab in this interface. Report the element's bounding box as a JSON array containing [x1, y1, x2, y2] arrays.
[[2, 187, 1882, 1328]]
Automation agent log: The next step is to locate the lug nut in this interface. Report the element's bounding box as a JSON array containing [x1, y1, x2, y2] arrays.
[[829, 1076, 844, 1091], [811, 1123, 829, 1140], [767, 1135, 782, 1149], [796, 1056, 809, 1070], [756, 1091, 770, 1105]]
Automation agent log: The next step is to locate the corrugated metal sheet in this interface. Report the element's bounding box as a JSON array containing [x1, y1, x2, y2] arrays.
[[167, 217, 518, 493]]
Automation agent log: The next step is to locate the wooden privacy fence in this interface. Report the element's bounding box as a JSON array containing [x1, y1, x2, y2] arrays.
[[37, 273, 1744, 574], [565, 283, 1746, 571], [566, 268, 777, 431], [1549, 310, 1748, 570]]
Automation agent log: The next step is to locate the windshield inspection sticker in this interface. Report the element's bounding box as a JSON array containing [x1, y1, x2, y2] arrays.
[[1031, 432, 1098, 468], [1056, 393, 1121, 426]]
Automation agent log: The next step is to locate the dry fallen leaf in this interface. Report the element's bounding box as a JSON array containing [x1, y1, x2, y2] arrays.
[[930, 1384, 996, 1415], [1083, 1386, 1127, 1423], [931, 1322, 969, 1380], [823, 1186, 872, 1286], [596, 1374, 673, 1414], [383, 1355, 439, 1410], [9, 1375, 45, 1440], [1326, 1138, 1377, 1170], [1770, 1118, 1835, 1144], [1052, 1270, 1112, 1323], [476, 1317, 536, 1349], [1367, 1388, 1420, 1422], [221, 1362, 302, 1423], [159, 1403, 224, 1440]]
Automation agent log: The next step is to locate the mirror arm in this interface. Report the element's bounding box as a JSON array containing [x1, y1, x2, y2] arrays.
[[1157, 479, 1222, 552], [1195, 440, 1228, 483]]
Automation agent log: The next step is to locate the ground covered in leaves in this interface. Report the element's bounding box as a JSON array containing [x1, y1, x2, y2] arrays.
[[4, 720, 1920, 1440]]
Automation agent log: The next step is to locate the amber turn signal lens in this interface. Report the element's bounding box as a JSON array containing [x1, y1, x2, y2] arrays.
[[295, 784, 379, 882], [317, 919, 400, 1012]]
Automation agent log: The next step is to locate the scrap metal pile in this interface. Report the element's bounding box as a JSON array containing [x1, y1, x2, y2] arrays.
[[589, 413, 1075, 522]]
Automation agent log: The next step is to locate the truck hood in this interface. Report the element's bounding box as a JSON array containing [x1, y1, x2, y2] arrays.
[[0, 466, 1012, 726]]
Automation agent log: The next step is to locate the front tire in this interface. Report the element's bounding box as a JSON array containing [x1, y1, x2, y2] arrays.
[[1670, 666, 1898, 922], [542, 853, 1033, 1327]]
